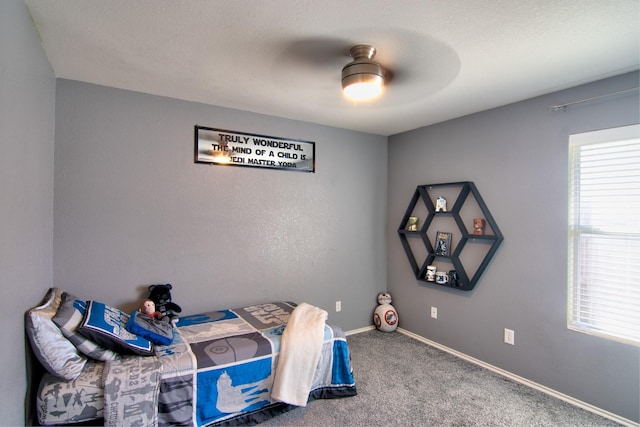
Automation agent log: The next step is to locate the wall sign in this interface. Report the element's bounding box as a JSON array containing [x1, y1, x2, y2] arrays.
[[194, 125, 315, 172]]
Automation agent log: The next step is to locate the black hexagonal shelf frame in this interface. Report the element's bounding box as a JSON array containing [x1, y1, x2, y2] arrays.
[[397, 181, 503, 291]]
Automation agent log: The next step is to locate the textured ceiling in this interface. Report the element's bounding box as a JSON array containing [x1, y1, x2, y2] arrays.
[[25, 0, 639, 136]]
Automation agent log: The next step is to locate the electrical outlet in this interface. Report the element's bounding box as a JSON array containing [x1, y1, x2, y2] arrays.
[[504, 328, 515, 345], [336, 301, 341, 312], [431, 306, 438, 319]]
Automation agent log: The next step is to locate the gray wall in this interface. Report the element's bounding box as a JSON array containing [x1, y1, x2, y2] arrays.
[[387, 71, 640, 422], [0, 0, 56, 425], [53, 80, 388, 330], [3, 0, 637, 422]]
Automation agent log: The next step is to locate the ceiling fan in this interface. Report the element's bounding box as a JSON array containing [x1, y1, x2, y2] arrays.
[[270, 30, 461, 107]]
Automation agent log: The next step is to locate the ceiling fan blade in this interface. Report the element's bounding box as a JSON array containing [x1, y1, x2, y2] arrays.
[[275, 37, 351, 70]]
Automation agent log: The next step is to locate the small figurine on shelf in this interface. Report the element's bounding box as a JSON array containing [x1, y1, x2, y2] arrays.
[[473, 218, 486, 235], [449, 270, 459, 287], [406, 216, 419, 231], [425, 265, 437, 281], [435, 196, 447, 212]]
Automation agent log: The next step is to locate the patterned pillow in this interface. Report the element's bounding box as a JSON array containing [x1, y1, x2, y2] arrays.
[[53, 292, 120, 361], [78, 300, 154, 356], [125, 310, 174, 346], [25, 288, 88, 380]]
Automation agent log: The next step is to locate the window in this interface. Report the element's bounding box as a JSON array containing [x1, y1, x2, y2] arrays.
[[568, 124, 640, 346]]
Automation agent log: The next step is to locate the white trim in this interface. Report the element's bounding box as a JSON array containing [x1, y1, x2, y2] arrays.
[[567, 124, 640, 346], [569, 123, 639, 146], [393, 328, 639, 427], [345, 325, 375, 336]]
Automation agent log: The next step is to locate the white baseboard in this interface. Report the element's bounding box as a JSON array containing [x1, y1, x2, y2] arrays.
[[345, 325, 375, 336], [395, 328, 638, 427]]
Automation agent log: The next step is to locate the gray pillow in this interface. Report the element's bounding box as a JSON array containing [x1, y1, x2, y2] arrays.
[[25, 288, 88, 380], [53, 292, 120, 362]]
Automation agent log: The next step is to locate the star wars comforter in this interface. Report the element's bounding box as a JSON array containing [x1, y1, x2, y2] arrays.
[[37, 302, 357, 426]]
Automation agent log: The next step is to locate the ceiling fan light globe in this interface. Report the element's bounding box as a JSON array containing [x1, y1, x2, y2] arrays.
[[343, 80, 384, 101]]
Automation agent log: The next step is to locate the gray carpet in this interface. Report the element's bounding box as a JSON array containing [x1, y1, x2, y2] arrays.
[[261, 330, 622, 426]]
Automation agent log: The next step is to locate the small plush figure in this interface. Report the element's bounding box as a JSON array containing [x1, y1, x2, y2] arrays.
[[139, 299, 164, 320], [435, 196, 447, 212], [127, 298, 174, 345], [373, 292, 398, 332], [148, 284, 182, 323]]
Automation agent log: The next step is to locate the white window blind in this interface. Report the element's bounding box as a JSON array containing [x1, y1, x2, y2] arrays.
[[568, 124, 640, 346]]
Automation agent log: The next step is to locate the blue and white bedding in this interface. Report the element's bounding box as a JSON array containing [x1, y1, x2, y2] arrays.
[[37, 301, 357, 426]]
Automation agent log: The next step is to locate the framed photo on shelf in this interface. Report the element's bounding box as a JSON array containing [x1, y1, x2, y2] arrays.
[[434, 231, 452, 256], [406, 216, 419, 231]]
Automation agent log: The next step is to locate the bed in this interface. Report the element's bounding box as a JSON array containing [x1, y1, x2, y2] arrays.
[[25, 288, 357, 426]]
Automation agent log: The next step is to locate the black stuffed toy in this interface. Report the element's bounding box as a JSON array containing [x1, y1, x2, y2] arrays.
[[148, 284, 182, 323]]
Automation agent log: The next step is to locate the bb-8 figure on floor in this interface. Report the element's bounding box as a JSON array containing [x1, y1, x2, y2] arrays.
[[373, 292, 398, 332]]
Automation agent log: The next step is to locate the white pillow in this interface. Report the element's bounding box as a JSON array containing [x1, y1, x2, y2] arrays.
[[25, 288, 87, 380]]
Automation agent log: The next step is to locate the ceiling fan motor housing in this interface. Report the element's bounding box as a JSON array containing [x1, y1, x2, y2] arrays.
[[341, 44, 385, 90]]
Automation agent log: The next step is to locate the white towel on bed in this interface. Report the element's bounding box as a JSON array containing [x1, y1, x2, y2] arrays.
[[271, 302, 328, 407]]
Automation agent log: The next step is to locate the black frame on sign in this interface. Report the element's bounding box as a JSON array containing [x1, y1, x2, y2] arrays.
[[194, 125, 315, 173]]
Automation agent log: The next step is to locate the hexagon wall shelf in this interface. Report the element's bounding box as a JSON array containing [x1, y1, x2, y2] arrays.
[[397, 181, 503, 291]]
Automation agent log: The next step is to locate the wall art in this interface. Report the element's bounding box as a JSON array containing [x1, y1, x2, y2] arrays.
[[194, 125, 315, 172]]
